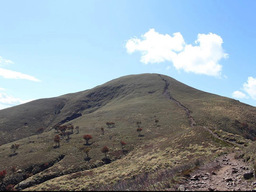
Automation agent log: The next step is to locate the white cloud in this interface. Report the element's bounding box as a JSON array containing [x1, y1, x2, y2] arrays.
[[0, 90, 33, 110], [0, 92, 24, 105], [232, 91, 247, 99], [0, 56, 14, 66], [173, 33, 228, 76], [126, 29, 228, 77], [126, 28, 185, 64], [0, 56, 40, 82], [0, 67, 40, 82], [243, 77, 256, 100]]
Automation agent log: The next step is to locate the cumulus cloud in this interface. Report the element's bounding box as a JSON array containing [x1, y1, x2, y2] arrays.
[[232, 77, 256, 101], [126, 29, 228, 77], [126, 28, 185, 64], [0, 67, 40, 82], [243, 77, 256, 100], [173, 33, 228, 76], [232, 91, 247, 99]]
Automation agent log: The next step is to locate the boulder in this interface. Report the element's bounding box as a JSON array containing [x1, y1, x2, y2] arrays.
[[244, 172, 254, 180]]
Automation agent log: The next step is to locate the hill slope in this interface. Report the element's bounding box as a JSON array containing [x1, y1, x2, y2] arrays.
[[0, 73, 256, 191], [1, 73, 256, 145]]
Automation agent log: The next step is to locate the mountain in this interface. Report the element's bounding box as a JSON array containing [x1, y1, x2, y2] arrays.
[[1, 73, 256, 145], [0, 73, 256, 191]]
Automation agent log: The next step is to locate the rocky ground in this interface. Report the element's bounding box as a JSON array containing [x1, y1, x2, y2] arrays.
[[176, 152, 256, 191]]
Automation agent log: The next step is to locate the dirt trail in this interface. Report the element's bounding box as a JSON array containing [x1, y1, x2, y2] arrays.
[[159, 75, 196, 127], [158, 75, 256, 190], [178, 152, 256, 191], [159, 75, 244, 148]]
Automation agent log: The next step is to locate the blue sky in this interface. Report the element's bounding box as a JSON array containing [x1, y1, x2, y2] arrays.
[[0, 0, 256, 109]]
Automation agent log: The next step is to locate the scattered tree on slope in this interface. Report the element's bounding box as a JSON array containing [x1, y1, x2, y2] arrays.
[[54, 135, 60, 148], [83, 134, 93, 145]]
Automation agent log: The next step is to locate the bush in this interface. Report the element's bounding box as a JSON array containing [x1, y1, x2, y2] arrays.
[[137, 128, 143, 137], [54, 135, 60, 148], [120, 141, 126, 150], [10, 144, 19, 155], [0, 170, 7, 183], [101, 146, 109, 158], [83, 135, 93, 145]]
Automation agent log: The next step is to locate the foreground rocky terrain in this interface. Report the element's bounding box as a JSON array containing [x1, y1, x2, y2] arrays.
[[176, 152, 256, 191]]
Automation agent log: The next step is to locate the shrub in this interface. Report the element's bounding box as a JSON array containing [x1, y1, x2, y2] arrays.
[[84, 147, 91, 160], [106, 122, 115, 128], [10, 166, 16, 173], [120, 141, 126, 150], [0, 170, 7, 183], [66, 131, 72, 141], [36, 127, 44, 134], [10, 144, 19, 155], [53, 124, 60, 133], [137, 128, 143, 137], [54, 135, 60, 148], [101, 146, 109, 158], [75, 126, 80, 134], [67, 124, 74, 134], [101, 127, 105, 135], [5, 184, 15, 191], [83, 134, 93, 145]]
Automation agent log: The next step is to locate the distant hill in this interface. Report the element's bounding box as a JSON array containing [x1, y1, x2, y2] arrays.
[[0, 73, 256, 191]]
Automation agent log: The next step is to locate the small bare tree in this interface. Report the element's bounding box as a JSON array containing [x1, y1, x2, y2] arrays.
[[137, 128, 143, 137], [101, 127, 105, 135], [155, 119, 159, 127], [75, 126, 80, 134], [83, 134, 93, 145], [120, 140, 126, 150], [0, 170, 7, 184], [101, 146, 109, 158], [84, 147, 91, 161], [10, 144, 19, 155], [106, 122, 115, 128], [59, 125, 67, 139], [54, 135, 60, 148], [67, 124, 74, 134], [65, 131, 72, 141]]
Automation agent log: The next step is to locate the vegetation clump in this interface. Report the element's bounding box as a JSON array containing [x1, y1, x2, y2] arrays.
[[54, 135, 60, 148], [137, 128, 143, 137], [83, 135, 93, 145], [101, 146, 109, 158], [106, 122, 115, 128], [0, 170, 6, 184], [10, 144, 19, 156], [84, 147, 91, 161]]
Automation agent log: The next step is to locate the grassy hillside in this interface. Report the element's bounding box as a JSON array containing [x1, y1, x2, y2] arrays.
[[0, 73, 256, 191]]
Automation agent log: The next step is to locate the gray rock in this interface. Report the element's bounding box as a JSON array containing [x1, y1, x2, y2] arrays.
[[191, 175, 200, 181], [232, 168, 238, 174], [226, 178, 233, 182], [202, 176, 209, 180], [178, 185, 185, 191], [244, 172, 254, 180]]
